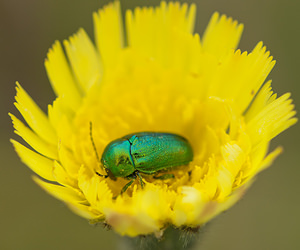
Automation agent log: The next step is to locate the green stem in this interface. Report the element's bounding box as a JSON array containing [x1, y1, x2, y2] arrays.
[[117, 226, 206, 250]]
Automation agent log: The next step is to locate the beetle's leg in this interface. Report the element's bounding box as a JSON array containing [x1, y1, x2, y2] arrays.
[[153, 173, 175, 180], [136, 171, 144, 188], [95, 172, 108, 178], [120, 178, 135, 194]]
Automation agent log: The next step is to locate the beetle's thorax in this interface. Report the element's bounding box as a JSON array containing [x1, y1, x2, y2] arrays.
[[101, 138, 135, 177]]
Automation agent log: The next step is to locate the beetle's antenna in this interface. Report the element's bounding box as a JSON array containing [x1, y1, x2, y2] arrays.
[[89, 122, 101, 163]]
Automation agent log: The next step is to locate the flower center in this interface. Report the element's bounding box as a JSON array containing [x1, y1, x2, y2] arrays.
[[70, 50, 239, 198]]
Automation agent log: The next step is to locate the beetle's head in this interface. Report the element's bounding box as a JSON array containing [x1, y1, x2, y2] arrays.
[[101, 139, 135, 178]]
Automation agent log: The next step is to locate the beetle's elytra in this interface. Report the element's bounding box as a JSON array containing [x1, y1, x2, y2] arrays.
[[90, 124, 193, 194], [101, 132, 193, 177]]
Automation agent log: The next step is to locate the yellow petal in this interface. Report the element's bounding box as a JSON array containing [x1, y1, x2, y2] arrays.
[[247, 92, 297, 145], [78, 164, 113, 209], [68, 202, 102, 220], [58, 144, 81, 179], [206, 43, 275, 114], [14, 82, 57, 145], [202, 12, 243, 59], [11, 140, 56, 182], [93, 1, 124, 68], [48, 97, 73, 133], [245, 81, 276, 122], [64, 29, 102, 93], [172, 186, 214, 226], [53, 161, 77, 188], [104, 184, 173, 236], [258, 146, 283, 172], [45, 41, 82, 112], [105, 208, 159, 237], [125, 2, 197, 68], [10, 113, 58, 160], [33, 175, 86, 203]]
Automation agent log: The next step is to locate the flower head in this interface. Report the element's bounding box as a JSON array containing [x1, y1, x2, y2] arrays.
[[11, 1, 297, 237]]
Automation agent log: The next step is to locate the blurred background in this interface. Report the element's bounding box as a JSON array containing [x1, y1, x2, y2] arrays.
[[1, 0, 299, 249]]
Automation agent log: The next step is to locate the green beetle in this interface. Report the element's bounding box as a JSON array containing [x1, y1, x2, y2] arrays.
[[90, 123, 193, 194]]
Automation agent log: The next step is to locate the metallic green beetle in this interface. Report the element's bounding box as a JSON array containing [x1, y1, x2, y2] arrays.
[[90, 124, 193, 194]]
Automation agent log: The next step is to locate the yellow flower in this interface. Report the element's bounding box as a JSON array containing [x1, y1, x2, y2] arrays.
[[11, 1, 297, 237]]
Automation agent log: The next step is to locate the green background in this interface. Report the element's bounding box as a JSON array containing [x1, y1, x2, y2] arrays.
[[1, 0, 299, 249]]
